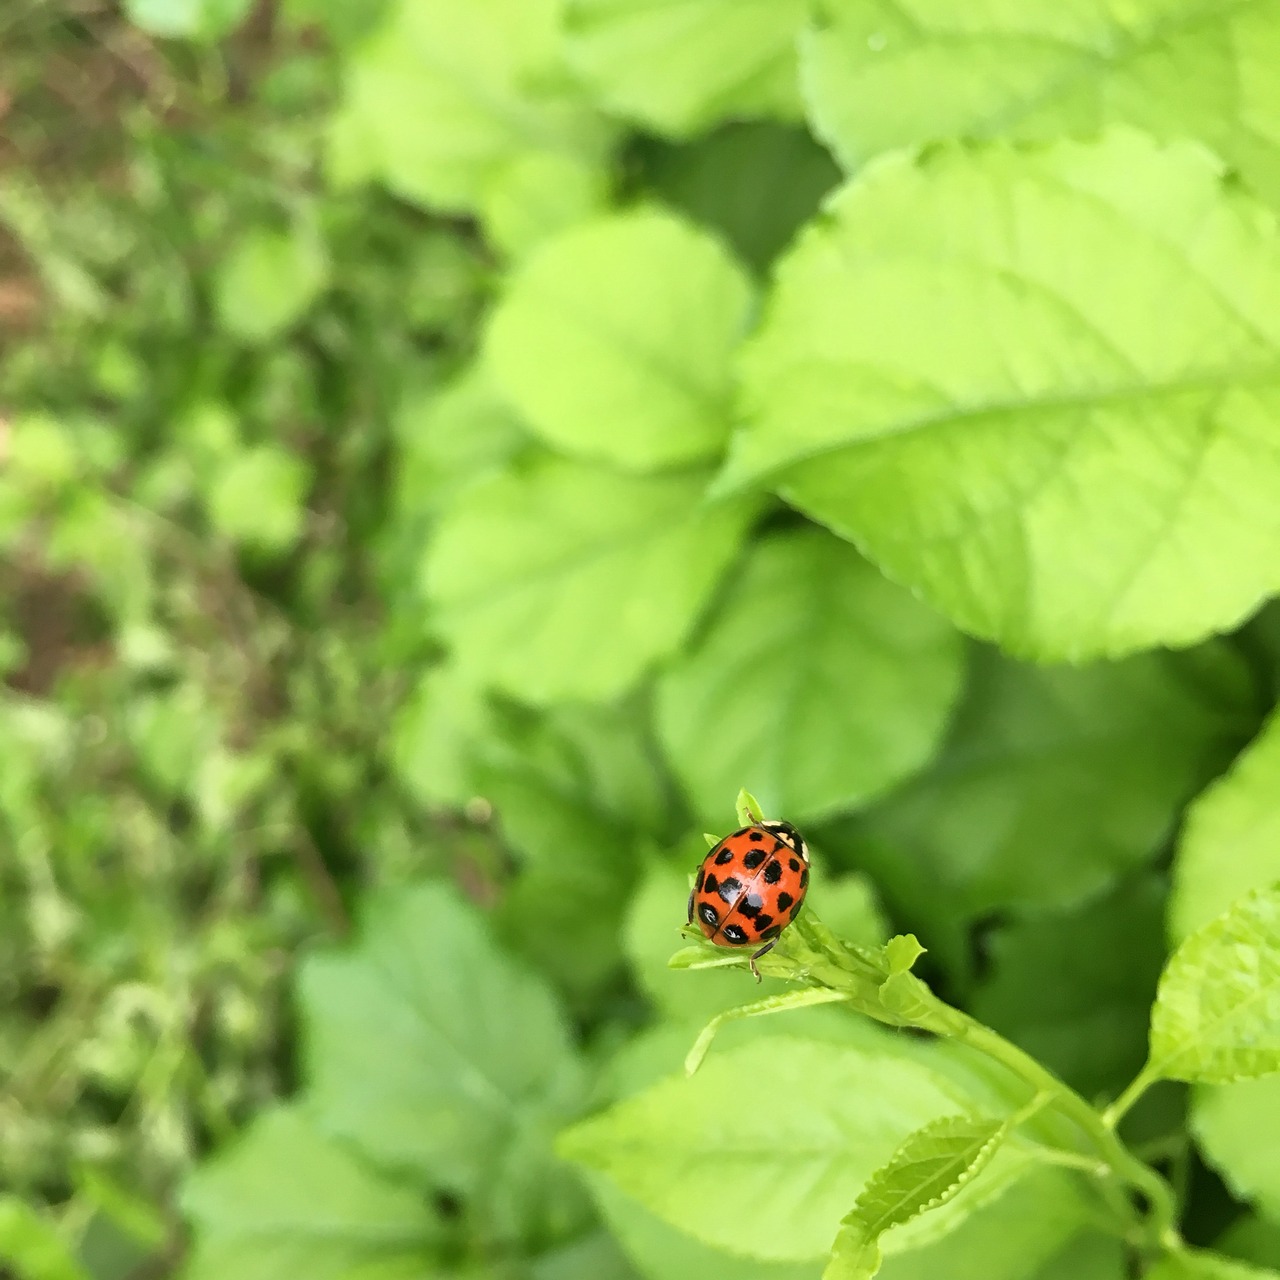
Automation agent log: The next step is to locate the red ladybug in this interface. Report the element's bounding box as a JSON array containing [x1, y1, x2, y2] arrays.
[[687, 820, 809, 979]]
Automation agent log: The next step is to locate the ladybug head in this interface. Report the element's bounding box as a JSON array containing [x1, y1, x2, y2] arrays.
[[760, 819, 807, 862]]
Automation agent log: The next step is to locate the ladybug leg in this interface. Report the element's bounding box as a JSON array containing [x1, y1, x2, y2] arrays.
[[686, 887, 695, 925], [749, 939, 777, 982]]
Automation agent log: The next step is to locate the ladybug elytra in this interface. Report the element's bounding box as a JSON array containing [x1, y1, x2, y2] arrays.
[[687, 819, 809, 979]]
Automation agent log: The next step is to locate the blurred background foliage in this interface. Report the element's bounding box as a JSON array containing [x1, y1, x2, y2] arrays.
[[4, 2, 1280, 1279]]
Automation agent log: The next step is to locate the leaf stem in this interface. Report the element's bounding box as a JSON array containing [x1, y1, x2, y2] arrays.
[[1101, 1063, 1158, 1130], [952, 1012, 1181, 1251]]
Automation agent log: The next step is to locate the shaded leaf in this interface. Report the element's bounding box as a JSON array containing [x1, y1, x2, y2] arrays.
[[645, 121, 841, 274], [300, 883, 589, 1246], [1144, 1250, 1280, 1279], [971, 876, 1166, 1098], [424, 456, 759, 703], [181, 1108, 439, 1280], [834, 642, 1252, 975], [656, 529, 963, 823]]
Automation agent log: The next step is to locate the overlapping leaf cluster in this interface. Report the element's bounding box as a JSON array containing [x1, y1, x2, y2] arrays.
[[11, 0, 1280, 1278]]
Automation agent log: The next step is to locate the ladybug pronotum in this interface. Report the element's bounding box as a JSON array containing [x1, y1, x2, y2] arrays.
[[687, 819, 809, 979]]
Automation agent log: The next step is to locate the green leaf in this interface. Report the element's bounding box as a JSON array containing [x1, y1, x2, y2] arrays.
[[206, 444, 309, 553], [333, 0, 609, 215], [836, 642, 1252, 974], [1216, 1215, 1280, 1272], [825, 1116, 1008, 1280], [736, 787, 766, 825], [872, 1167, 1103, 1280], [124, 0, 252, 39], [423, 456, 759, 704], [971, 876, 1167, 1098], [657, 529, 962, 823], [885, 935, 924, 975], [389, 663, 494, 810], [485, 207, 753, 471], [1144, 1251, 1280, 1279], [0, 1197, 89, 1280], [566, 0, 806, 136], [300, 883, 589, 1245], [646, 121, 841, 275], [1194, 1076, 1280, 1220], [802, 0, 1280, 206], [558, 1036, 1002, 1261], [1030, 1232, 1128, 1280], [728, 131, 1280, 661], [529, 1229, 640, 1280], [480, 150, 609, 260], [480, 716, 641, 1002], [214, 224, 328, 343], [1149, 884, 1280, 1083], [1172, 708, 1280, 941], [588, 1176, 820, 1280], [685, 988, 855, 1075], [181, 1107, 439, 1280], [394, 369, 530, 519]]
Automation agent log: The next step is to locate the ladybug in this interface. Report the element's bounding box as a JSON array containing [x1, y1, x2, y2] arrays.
[[687, 819, 809, 979]]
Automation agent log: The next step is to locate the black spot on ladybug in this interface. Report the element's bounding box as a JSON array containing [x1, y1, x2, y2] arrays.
[[753, 914, 775, 933], [743, 848, 766, 870], [695, 867, 705, 891], [748, 830, 765, 842], [800, 867, 809, 887], [717, 876, 743, 903], [776, 892, 793, 911], [715, 847, 734, 865], [760, 924, 782, 940], [699, 903, 719, 927], [789, 858, 801, 872], [704, 873, 718, 896], [723, 923, 749, 944], [763, 860, 783, 884], [738, 892, 766, 918]]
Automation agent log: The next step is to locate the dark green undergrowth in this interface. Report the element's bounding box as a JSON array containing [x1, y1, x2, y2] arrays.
[[6, 2, 1280, 1280]]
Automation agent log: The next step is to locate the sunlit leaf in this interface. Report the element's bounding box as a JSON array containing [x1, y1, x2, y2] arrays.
[[567, 0, 806, 135], [825, 1115, 1007, 1280], [727, 131, 1280, 660], [1149, 884, 1280, 1083], [486, 207, 754, 472], [802, 0, 1280, 206], [1172, 708, 1280, 941]]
